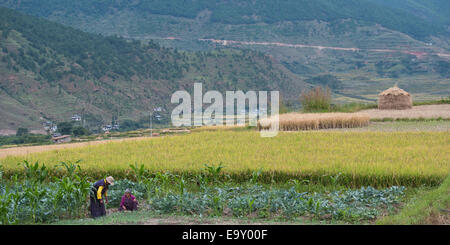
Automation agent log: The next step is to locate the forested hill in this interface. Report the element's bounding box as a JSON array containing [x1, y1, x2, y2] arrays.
[[366, 0, 450, 26], [0, 0, 448, 39], [0, 7, 305, 131]]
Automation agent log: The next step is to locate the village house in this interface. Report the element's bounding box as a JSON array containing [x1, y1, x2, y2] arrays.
[[72, 114, 82, 121], [52, 135, 72, 144], [102, 123, 119, 132]]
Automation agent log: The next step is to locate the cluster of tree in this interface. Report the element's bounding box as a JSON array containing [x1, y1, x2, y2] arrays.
[[118, 120, 144, 132], [57, 122, 91, 136], [0, 7, 292, 94], [0, 128, 51, 146], [434, 60, 450, 78], [305, 75, 343, 90], [0, 7, 184, 83]]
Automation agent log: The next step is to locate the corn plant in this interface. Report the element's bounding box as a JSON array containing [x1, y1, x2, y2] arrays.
[[154, 171, 172, 192], [289, 179, 310, 191], [329, 173, 342, 187], [203, 163, 225, 184], [0, 190, 12, 225], [0, 163, 93, 224], [57, 160, 82, 178], [250, 168, 263, 184], [19, 160, 48, 183], [177, 176, 186, 195], [129, 162, 148, 183]]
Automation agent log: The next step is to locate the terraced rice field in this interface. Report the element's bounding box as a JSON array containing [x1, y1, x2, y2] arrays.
[[1, 130, 448, 187]]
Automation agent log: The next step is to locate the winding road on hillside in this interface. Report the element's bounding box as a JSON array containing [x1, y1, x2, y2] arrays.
[[195, 38, 450, 59]]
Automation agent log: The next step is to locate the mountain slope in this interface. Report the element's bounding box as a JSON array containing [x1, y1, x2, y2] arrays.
[[366, 0, 449, 25], [0, 7, 306, 131], [0, 0, 447, 39]]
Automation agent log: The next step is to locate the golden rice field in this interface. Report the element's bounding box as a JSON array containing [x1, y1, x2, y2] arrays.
[[258, 112, 370, 131], [1, 131, 448, 186]]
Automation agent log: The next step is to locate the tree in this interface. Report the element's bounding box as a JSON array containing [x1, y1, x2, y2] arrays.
[[72, 126, 91, 136], [57, 122, 73, 135], [305, 75, 343, 90], [16, 128, 29, 136], [119, 120, 142, 132]]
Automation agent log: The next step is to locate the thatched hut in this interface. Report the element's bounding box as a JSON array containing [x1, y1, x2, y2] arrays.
[[378, 86, 412, 110]]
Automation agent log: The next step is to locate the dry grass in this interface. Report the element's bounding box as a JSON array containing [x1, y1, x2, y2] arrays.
[[361, 104, 450, 119], [378, 86, 412, 110], [258, 112, 370, 131], [191, 125, 246, 132]]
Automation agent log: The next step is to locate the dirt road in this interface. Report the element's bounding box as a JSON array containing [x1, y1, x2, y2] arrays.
[[360, 104, 450, 119], [198, 38, 450, 59]]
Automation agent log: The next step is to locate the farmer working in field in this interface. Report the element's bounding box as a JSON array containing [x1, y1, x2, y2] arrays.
[[119, 189, 138, 211], [90, 176, 115, 218]]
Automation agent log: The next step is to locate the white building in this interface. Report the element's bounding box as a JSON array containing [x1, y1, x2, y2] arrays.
[[72, 114, 82, 121]]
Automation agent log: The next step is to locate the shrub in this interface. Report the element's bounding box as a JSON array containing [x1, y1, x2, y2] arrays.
[[300, 86, 331, 112], [72, 127, 91, 136], [57, 122, 73, 135]]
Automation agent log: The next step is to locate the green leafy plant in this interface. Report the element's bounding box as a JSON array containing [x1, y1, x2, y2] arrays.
[[129, 162, 147, 183], [203, 163, 225, 184], [250, 168, 263, 184], [57, 160, 82, 178], [19, 160, 48, 183], [330, 173, 342, 187]]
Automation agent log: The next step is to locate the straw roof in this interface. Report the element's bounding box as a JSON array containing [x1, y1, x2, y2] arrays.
[[379, 86, 410, 96]]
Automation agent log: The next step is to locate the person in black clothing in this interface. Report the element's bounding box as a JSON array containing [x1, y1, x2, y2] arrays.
[[90, 176, 115, 218]]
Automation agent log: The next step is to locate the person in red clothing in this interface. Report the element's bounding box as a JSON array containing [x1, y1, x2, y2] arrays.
[[119, 189, 138, 211]]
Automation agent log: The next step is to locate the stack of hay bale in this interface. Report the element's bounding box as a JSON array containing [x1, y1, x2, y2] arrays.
[[378, 86, 413, 110]]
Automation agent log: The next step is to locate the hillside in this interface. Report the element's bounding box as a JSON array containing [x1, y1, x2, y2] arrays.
[[0, 7, 306, 132], [367, 0, 450, 25], [0, 0, 448, 39], [1, 0, 448, 104]]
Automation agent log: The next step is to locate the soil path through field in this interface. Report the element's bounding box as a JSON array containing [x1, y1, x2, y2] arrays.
[[0, 136, 154, 159]]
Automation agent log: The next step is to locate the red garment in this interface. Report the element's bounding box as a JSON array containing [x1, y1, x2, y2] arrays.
[[120, 194, 136, 207]]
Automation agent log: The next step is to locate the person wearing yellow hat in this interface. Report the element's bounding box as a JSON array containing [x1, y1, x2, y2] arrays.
[[90, 176, 115, 218]]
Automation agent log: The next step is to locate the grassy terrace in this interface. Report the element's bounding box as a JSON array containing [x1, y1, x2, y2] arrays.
[[1, 130, 448, 187]]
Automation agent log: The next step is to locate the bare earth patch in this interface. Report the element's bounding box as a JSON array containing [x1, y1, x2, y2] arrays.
[[137, 215, 311, 225], [425, 210, 450, 225], [360, 104, 450, 119], [319, 121, 450, 132], [0, 129, 16, 136], [140, 217, 276, 225]]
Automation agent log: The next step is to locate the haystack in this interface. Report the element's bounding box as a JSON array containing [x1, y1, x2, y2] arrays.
[[378, 86, 412, 110]]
